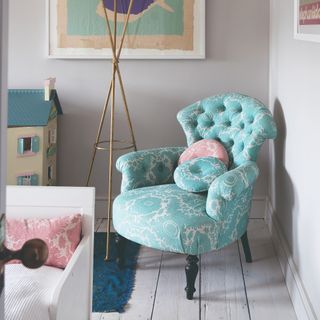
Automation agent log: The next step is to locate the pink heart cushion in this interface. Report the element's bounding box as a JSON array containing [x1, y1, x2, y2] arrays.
[[179, 139, 229, 167], [6, 214, 82, 269]]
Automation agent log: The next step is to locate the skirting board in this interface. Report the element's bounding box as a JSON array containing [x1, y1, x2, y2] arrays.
[[250, 196, 266, 219], [265, 198, 317, 320], [95, 196, 114, 220], [95, 196, 267, 219]]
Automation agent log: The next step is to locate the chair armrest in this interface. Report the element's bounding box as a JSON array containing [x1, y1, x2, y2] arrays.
[[50, 235, 92, 320], [116, 147, 186, 192], [206, 161, 259, 220]]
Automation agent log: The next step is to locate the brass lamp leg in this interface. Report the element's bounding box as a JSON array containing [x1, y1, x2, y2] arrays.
[[105, 0, 118, 261], [116, 67, 137, 151], [86, 82, 112, 186], [87, 0, 136, 261]]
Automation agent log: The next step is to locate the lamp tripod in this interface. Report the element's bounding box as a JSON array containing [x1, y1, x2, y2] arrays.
[[86, 0, 137, 261]]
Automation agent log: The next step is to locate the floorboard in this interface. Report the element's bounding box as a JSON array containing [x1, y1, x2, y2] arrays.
[[100, 313, 120, 320], [201, 243, 250, 320], [152, 252, 199, 320], [92, 313, 101, 320], [239, 220, 297, 320], [92, 219, 297, 320], [120, 247, 162, 320]]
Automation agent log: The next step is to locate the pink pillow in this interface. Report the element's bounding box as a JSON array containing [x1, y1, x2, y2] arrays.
[[179, 139, 229, 167], [6, 214, 82, 269]]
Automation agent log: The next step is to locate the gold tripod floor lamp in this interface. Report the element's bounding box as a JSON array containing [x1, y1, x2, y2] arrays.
[[86, 0, 137, 261]]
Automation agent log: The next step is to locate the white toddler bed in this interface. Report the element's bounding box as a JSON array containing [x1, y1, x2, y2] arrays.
[[5, 186, 95, 320]]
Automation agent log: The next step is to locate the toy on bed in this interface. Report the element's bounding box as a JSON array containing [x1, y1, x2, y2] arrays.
[[5, 186, 95, 320]]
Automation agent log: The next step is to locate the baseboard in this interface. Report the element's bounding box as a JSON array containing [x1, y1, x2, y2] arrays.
[[95, 196, 114, 219], [250, 196, 266, 219], [265, 198, 317, 320], [95, 196, 266, 219]]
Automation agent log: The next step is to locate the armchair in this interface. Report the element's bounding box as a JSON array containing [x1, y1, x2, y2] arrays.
[[113, 93, 277, 299]]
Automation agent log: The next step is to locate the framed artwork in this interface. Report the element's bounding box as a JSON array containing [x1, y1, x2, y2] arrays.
[[47, 0, 205, 59], [294, 0, 320, 42]]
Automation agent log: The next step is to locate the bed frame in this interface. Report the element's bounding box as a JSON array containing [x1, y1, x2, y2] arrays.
[[6, 186, 95, 320]]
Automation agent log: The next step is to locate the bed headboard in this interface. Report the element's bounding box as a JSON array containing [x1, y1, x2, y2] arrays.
[[6, 186, 96, 320]]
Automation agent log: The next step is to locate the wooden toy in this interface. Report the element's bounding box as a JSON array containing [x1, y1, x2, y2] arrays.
[[7, 80, 62, 186]]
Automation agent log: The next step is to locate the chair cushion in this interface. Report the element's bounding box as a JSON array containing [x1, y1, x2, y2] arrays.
[[178, 139, 229, 167], [174, 157, 227, 192], [113, 184, 221, 255]]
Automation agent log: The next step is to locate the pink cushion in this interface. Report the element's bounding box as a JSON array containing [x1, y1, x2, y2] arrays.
[[179, 139, 229, 167], [6, 214, 82, 269]]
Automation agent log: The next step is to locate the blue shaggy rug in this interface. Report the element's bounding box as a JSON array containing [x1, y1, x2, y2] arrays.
[[92, 232, 140, 313]]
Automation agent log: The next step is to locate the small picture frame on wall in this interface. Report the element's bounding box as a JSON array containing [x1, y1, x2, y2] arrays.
[[294, 0, 320, 42]]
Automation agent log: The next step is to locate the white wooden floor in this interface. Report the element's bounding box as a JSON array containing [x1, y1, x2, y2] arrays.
[[92, 219, 297, 320]]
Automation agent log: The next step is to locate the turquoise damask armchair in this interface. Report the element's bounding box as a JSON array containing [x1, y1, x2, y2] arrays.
[[113, 93, 277, 300]]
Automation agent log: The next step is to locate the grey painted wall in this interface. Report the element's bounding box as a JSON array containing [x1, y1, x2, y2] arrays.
[[269, 0, 320, 317], [0, 0, 8, 315], [8, 0, 270, 205]]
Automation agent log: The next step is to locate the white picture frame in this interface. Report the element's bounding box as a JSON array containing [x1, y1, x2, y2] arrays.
[[47, 0, 206, 59], [294, 0, 320, 42]]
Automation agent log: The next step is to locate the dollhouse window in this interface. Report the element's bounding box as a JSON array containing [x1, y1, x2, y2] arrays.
[[17, 136, 40, 155], [17, 174, 39, 186], [23, 137, 32, 152]]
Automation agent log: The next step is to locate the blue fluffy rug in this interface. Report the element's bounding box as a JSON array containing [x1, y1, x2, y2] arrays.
[[92, 232, 140, 313]]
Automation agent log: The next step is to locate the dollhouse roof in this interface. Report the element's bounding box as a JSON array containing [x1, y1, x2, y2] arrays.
[[8, 89, 63, 127]]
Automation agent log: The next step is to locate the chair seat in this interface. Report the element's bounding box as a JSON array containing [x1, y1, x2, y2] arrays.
[[113, 184, 221, 255]]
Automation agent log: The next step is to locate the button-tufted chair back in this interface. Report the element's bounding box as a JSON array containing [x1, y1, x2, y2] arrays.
[[177, 93, 277, 168]]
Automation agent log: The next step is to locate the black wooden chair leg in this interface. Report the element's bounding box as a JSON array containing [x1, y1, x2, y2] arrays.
[[241, 231, 252, 263], [115, 233, 127, 268], [185, 255, 199, 300]]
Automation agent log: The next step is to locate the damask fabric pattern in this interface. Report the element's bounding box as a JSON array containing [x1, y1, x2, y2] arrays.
[[177, 93, 277, 168], [116, 147, 185, 192], [114, 93, 277, 255], [113, 184, 252, 255], [174, 157, 227, 193], [206, 161, 259, 221]]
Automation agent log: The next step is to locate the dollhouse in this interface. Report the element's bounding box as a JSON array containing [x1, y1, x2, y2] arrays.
[[7, 83, 62, 186]]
